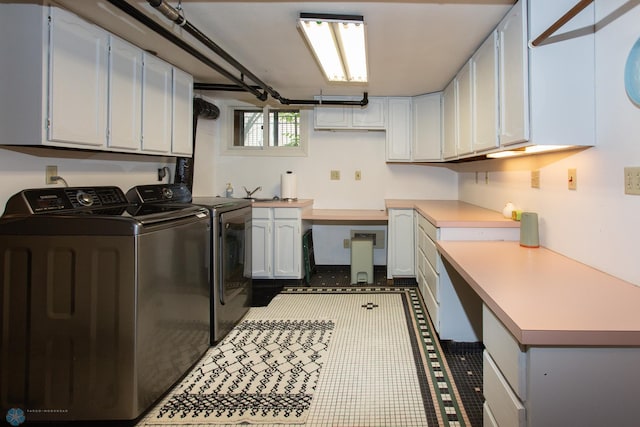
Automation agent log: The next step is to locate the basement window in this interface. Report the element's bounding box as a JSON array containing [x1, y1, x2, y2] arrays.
[[225, 104, 309, 157]]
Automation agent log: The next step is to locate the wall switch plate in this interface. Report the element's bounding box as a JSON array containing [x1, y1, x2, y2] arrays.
[[624, 167, 640, 195], [531, 170, 540, 188], [46, 165, 58, 184], [355, 170, 362, 181], [568, 168, 577, 190], [343, 239, 350, 248], [330, 170, 340, 180]]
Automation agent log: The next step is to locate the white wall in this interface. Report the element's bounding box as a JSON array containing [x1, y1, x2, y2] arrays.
[[192, 99, 458, 264], [459, 0, 640, 285], [0, 147, 174, 206]]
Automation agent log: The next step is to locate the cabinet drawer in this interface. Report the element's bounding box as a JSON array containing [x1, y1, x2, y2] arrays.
[[274, 207, 301, 220], [483, 304, 527, 400], [418, 213, 438, 241], [483, 402, 499, 427], [252, 207, 273, 220], [424, 234, 438, 271], [483, 351, 526, 427], [417, 225, 428, 253], [417, 248, 427, 277], [421, 275, 439, 332], [424, 255, 439, 302]]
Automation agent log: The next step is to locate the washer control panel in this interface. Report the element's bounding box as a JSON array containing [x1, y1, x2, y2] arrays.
[[11, 187, 129, 214], [126, 184, 192, 204]]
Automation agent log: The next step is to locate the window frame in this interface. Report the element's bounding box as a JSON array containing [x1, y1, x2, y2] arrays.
[[222, 101, 310, 157]]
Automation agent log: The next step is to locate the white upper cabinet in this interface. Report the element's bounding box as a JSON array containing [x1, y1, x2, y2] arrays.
[[314, 97, 386, 130], [315, 103, 351, 129], [171, 68, 194, 156], [442, 80, 457, 160], [108, 36, 142, 151], [353, 97, 387, 129], [527, 0, 594, 148], [385, 97, 413, 161], [48, 7, 109, 147], [412, 92, 442, 161], [472, 30, 499, 153], [0, 4, 194, 157], [142, 53, 173, 154], [497, 0, 529, 146], [457, 60, 474, 156]]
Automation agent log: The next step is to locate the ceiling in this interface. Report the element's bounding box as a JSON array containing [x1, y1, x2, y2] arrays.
[[52, 0, 516, 105]]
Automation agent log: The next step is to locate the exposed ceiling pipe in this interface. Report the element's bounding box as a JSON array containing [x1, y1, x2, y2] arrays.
[[106, 0, 266, 100], [193, 83, 369, 107], [145, 0, 368, 107]]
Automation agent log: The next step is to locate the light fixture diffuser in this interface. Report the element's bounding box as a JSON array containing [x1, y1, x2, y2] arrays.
[[299, 13, 368, 83]]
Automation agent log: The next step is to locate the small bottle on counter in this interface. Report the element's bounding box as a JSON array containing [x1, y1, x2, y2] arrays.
[[225, 183, 234, 198]]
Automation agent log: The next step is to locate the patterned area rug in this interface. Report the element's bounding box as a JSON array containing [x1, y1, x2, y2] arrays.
[[147, 319, 334, 424]]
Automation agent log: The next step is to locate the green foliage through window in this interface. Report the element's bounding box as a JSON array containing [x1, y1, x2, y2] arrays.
[[233, 109, 300, 148]]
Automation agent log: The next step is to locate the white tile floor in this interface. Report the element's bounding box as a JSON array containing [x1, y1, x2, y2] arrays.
[[138, 293, 429, 426]]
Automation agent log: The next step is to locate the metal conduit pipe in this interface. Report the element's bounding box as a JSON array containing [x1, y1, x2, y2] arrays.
[[106, 0, 266, 100], [193, 83, 369, 107], [147, 0, 368, 107], [147, 0, 280, 101]]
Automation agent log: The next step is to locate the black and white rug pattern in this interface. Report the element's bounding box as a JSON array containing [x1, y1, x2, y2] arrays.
[[149, 319, 334, 424]]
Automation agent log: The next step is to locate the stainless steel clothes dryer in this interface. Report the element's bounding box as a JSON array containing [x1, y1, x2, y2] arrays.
[[126, 184, 252, 344]]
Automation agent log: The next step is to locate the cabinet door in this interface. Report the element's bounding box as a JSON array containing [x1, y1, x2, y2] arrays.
[[472, 30, 499, 152], [314, 104, 350, 129], [273, 219, 301, 277], [385, 97, 412, 161], [108, 36, 142, 151], [251, 219, 272, 277], [457, 60, 474, 156], [171, 68, 194, 156], [442, 80, 457, 159], [142, 53, 172, 153], [48, 7, 108, 147], [387, 209, 415, 277], [412, 92, 442, 161], [498, 0, 529, 146], [352, 97, 387, 129]]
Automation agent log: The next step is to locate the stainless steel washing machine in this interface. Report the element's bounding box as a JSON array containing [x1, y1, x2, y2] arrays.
[[0, 186, 210, 422]]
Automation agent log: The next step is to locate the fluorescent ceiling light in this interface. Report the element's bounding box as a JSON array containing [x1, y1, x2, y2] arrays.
[[299, 13, 368, 83]]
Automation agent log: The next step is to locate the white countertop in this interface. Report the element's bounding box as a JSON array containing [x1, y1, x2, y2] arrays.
[[437, 240, 640, 346]]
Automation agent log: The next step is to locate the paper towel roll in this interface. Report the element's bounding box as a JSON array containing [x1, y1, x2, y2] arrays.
[[281, 171, 298, 200]]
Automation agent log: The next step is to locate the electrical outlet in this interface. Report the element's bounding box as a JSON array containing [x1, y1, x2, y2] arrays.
[[355, 170, 362, 181], [46, 165, 58, 184], [330, 170, 340, 180], [343, 239, 350, 248], [624, 167, 640, 195], [568, 168, 577, 190], [531, 170, 540, 189]]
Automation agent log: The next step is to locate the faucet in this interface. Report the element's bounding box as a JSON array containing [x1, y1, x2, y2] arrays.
[[243, 186, 262, 198]]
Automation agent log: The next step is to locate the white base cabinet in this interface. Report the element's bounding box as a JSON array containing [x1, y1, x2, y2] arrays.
[[387, 208, 415, 279], [0, 3, 193, 156], [252, 207, 309, 279], [483, 304, 640, 426], [416, 212, 519, 341]]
